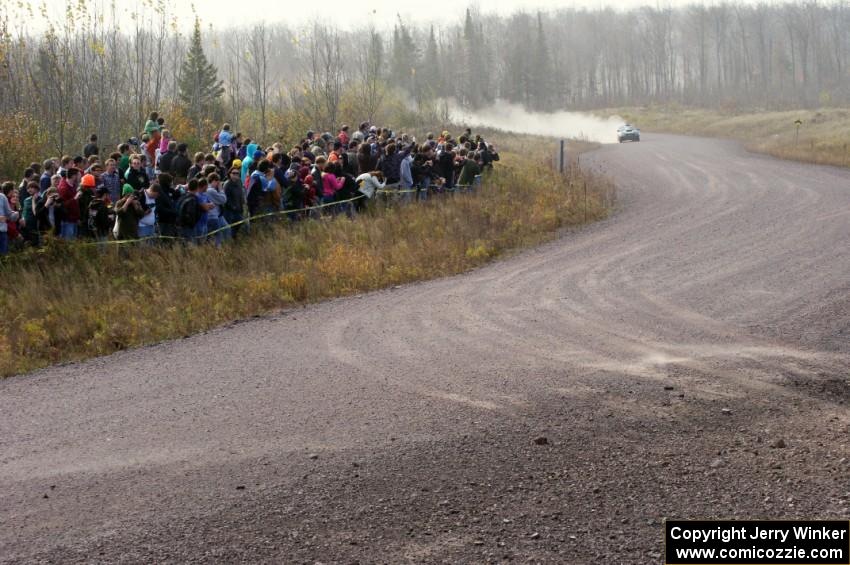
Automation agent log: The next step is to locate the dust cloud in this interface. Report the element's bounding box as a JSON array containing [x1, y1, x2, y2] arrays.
[[448, 100, 626, 144]]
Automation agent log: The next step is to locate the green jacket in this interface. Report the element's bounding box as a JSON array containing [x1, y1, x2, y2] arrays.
[[144, 120, 161, 136], [22, 196, 37, 228], [118, 155, 131, 178], [457, 159, 481, 187]]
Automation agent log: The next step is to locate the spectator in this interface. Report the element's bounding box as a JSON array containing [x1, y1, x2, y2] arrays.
[[357, 142, 375, 176], [154, 173, 179, 240], [177, 179, 202, 243], [72, 155, 86, 172], [158, 129, 172, 159], [321, 161, 345, 207], [355, 170, 385, 211], [187, 152, 205, 181], [246, 160, 273, 218], [159, 141, 178, 175], [194, 177, 215, 241], [338, 125, 350, 146], [83, 134, 99, 158], [218, 123, 234, 167], [57, 155, 72, 178], [436, 143, 455, 190], [379, 142, 412, 187], [124, 156, 150, 192], [114, 184, 144, 241], [205, 173, 229, 246], [40, 159, 55, 194], [241, 143, 261, 185], [17, 168, 36, 207], [222, 167, 246, 239], [282, 162, 305, 220], [78, 174, 97, 238], [117, 144, 132, 177], [57, 168, 81, 240], [0, 182, 19, 255], [87, 186, 114, 242], [36, 184, 62, 238], [457, 151, 482, 189], [101, 159, 122, 204], [137, 183, 160, 240], [171, 143, 192, 183], [21, 181, 41, 246], [400, 149, 415, 202], [144, 111, 161, 137]]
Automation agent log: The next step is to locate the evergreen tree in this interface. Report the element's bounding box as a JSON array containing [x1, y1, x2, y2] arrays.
[[531, 12, 554, 110], [461, 8, 490, 108], [501, 13, 534, 107], [390, 17, 418, 94], [421, 25, 442, 97], [178, 18, 224, 137]]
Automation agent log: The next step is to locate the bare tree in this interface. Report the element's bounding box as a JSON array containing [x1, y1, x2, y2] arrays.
[[245, 22, 271, 140], [356, 28, 387, 123]]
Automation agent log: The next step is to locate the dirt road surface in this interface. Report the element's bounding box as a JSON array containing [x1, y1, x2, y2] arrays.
[[2, 135, 849, 564]]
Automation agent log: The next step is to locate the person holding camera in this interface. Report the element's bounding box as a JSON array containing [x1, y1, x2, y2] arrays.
[[114, 184, 145, 241]]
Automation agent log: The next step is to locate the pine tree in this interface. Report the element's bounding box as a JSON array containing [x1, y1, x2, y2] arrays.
[[531, 12, 554, 111], [391, 18, 418, 94], [178, 18, 224, 138], [421, 25, 442, 96], [461, 8, 490, 108]]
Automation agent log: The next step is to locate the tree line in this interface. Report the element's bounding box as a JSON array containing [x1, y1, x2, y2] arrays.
[[0, 1, 847, 160]]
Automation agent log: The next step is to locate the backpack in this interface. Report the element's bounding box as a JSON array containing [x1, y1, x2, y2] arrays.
[[177, 193, 200, 228]]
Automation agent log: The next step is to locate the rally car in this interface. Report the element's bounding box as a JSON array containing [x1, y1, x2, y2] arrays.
[[617, 124, 641, 143]]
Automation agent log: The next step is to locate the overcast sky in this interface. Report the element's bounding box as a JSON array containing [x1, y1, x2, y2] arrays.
[[27, 0, 756, 31]]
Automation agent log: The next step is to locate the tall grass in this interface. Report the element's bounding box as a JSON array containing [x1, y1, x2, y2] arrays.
[[0, 147, 613, 377], [601, 105, 850, 168]]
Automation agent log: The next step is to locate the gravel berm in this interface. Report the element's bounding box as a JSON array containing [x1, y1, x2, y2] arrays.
[[2, 134, 849, 563]]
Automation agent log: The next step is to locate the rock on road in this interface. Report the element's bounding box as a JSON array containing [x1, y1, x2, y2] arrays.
[[2, 134, 849, 563]]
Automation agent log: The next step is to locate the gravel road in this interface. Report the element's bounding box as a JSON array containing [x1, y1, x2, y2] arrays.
[[2, 134, 849, 564]]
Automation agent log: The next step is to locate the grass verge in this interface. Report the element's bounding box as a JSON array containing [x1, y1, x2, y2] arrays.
[[0, 140, 614, 377], [600, 105, 850, 168]]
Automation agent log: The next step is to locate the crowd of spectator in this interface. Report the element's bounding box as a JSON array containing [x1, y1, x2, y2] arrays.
[[0, 113, 500, 254]]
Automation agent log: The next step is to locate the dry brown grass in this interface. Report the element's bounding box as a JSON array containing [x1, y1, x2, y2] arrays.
[[0, 139, 614, 377], [599, 105, 850, 168]]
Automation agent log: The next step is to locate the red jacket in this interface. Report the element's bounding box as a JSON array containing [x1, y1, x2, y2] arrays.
[[7, 219, 19, 239], [58, 178, 81, 223]]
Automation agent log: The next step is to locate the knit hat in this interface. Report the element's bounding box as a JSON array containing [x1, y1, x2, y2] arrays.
[[122, 184, 134, 196], [81, 174, 96, 188], [253, 150, 265, 160], [232, 159, 242, 169]]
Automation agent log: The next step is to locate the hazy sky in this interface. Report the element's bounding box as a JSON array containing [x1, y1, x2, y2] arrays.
[[30, 0, 732, 31]]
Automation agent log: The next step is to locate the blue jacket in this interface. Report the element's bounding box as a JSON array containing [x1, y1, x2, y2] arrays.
[[241, 143, 259, 185]]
